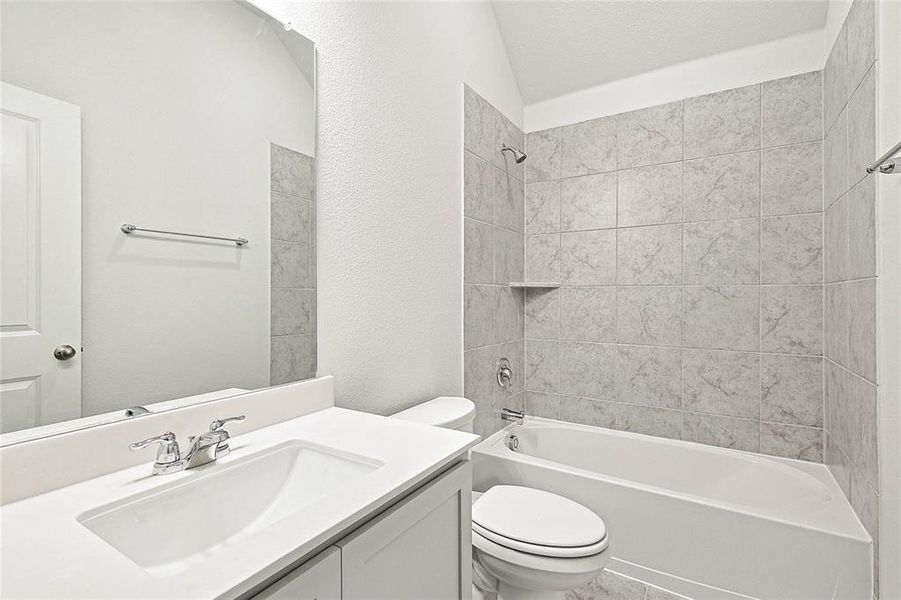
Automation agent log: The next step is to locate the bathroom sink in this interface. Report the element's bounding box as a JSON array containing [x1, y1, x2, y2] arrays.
[[77, 441, 382, 576]]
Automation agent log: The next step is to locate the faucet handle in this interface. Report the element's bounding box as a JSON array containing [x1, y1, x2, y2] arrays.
[[129, 432, 180, 465], [209, 415, 245, 432]]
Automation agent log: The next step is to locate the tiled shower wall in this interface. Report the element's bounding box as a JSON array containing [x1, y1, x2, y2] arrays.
[[522, 71, 826, 461], [463, 85, 526, 439], [270, 143, 317, 385], [821, 0, 880, 592]]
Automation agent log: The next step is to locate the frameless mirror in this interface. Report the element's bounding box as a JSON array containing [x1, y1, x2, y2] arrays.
[[0, 0, 316, 443]]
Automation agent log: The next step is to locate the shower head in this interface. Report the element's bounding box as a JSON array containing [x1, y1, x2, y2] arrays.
[[500, 144, 527, 164]]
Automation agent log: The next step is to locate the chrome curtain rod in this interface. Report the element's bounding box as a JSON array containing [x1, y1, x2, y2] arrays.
[[120, 224, 248, 246], [867, 139, 901, 174]]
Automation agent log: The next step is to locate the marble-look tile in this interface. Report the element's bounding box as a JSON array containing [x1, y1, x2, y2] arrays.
[[848, 278, 877, 382], [271, 144, 313, 199], [495, 339, 525, 399], [645, 588, 691, 600], [761, 142, 823, 216], [617, 162, 683, 227], [616, 287, 682, 347], [560, 230, 617, 285], [761, 354, 823, 426], [494, 287, 522, 344], [526, 391, 561, 420], [683, 349, 760, 419], [848, 177, 877, 279], [464, 151, 494, 222], [615, 100, 683, 169], [526, 128, 562, 182], [271, 192, 312, 243], [761, 285, 823, 355], [683, 286, 759, 351], [464, 218, 494, 284], [494, 168, 525, 233], [464, 285, 495, 350], [494, 111, 525, 181], [847, 66, 876, 188], [270, 334, 316, 385], [846, 0, 876, 93], [561, 173, 617, 231], [824, 108, 849, 208], [525, 339, 558, 393], [855, 373, 879, 489], [824, 25, 848, 133], [615, 345, 682, 409], [559, 287, 616, 342], [494, 227, 523, 284], [464, 345, 497, 409], [617, 224, 682, 285], [567, 570, 647, 600], [761, 214, 823, 284], [526, 233, 560, 282], [825, 195, 849, 282], [558, 397, 617, 428], [616, 404, 682, 440], [825, 283, 850, 365], [526, 180, 561, 234], [684, 85, 760, 159], [761, 71, 822, 148], [525, 288, 559, 339], [851, 468, 879, 544], [464, 85, 494, 161], [560, 116, 617, 177], [683, 151, 759, 221], [271, 288, 314, 336], [825, 431, 852, 499], [760, 422, 823, 462], [558, 342, 616, 400], [683, 412, 759, 451], [683, 219, 760, 285], [271, 240, 311, 288]]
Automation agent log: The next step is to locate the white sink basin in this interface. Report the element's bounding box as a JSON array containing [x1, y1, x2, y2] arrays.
[[77, 441, 382, 576]]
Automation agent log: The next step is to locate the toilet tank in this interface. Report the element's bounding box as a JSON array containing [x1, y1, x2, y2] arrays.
[[391, 397, 475, 433]]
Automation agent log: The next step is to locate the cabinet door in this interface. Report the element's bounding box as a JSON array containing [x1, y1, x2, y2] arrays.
[[338, 461, 472, 600], [252, 546, 341, 600]]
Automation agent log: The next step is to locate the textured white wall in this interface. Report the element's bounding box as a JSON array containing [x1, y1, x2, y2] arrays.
[[255, 1, 523, 414], [524, 30, 824, 132], [1, 1, 313, 415]]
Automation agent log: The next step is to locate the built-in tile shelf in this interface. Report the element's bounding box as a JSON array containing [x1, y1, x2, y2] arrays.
[[508, 282, 561, 289]]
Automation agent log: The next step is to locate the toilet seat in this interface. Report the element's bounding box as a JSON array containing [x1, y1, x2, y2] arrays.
[[472, 521, 608, 558], [472, 485, 608, 558]]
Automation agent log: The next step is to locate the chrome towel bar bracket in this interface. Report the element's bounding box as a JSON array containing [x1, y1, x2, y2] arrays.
[[867, 139, 901, 174], [121, 223, 248, 246]]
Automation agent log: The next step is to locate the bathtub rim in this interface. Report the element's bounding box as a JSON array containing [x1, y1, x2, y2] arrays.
[[473, 417, 871, 545]]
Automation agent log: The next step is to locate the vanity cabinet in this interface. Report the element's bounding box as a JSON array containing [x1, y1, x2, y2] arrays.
[[251, 461, 472, 600], [253, 547, 341, 600]]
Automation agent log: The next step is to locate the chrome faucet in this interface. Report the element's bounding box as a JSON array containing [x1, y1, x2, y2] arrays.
[[129, 415, 245, 475], [501, 407, 524, 425]]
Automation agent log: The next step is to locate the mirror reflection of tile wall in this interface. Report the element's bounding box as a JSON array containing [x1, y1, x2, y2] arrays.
[[270, 144, 316, 385]]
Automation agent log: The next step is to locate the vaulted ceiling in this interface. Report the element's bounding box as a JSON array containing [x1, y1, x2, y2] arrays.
[[490, 0, 830, 104]]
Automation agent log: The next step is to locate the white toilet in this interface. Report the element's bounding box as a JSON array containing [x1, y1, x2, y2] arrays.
[[393, 397, 611, 600]]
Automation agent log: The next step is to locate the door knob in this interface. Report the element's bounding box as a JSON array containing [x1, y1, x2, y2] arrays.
[[53, 344, 77, 360]]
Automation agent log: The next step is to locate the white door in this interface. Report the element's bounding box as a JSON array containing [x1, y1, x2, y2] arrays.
[[1, 82, 81, 433]]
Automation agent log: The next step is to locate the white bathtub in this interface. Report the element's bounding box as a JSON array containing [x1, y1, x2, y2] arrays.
[[471, 418, 872, 600]]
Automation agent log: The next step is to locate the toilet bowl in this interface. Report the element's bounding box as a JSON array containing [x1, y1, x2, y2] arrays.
[[393, 398, 610, 600]]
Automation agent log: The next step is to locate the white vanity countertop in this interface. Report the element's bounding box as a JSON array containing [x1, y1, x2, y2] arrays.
[[0, 407, 479, 599]]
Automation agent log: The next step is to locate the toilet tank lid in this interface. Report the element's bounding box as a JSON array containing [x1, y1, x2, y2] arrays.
[[392, 396, 475, 429]]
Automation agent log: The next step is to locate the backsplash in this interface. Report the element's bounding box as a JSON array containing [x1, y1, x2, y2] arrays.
[[523, 72, 826, 461], [463, 85, 526, 439], [821, 0, 880, 593], [270, 143, 317, 385]]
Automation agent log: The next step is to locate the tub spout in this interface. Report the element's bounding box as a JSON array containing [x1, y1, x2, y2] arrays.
[[501, 408, 524, 425]]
